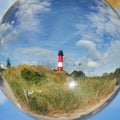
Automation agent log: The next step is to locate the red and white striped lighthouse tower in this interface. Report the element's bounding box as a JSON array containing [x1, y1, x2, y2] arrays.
[[57, 50, 64, 71]]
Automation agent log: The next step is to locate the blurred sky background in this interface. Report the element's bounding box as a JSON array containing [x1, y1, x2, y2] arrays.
[[0, 0, 120, 120]]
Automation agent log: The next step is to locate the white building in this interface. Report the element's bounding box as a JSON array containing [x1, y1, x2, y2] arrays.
[[0, 63, 4, 69]]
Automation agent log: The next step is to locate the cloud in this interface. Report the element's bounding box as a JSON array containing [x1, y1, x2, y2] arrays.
[[0, 23, 12, 36], [0, 22, 17, 48], [75, 40, 102, 75], [76, 40, 101, 61], [0, 88, 7, 105], [0, 1, 18, 48], [0, 0, 52, 47], [87, 60, 99, 68], [73, 1, 120, 75], [75, 0, 120, 43], [15, 0, 51, 32], [94, 40, 120, 74], [75, 39, 120, 76], [17, 46, 54, 57], [17, 46, 57, 69], [76, 40, 96, 52], [106, 40, 120, 67], [20, 60, 39, 66]]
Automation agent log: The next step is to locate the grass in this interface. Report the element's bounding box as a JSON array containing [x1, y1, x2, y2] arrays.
[[2, 64, 117, 117]]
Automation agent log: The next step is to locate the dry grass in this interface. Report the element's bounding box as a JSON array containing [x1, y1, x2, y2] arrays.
[[2, 64, 117, 116]]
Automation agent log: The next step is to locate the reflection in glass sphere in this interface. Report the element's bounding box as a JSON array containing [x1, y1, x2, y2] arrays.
[[0, 0, 120, 120]]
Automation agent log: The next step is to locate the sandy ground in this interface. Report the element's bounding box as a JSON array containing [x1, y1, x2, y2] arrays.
[[0, 74, 120, 120]]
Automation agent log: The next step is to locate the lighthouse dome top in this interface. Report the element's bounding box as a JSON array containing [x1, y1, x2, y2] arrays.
[[58, 50, 64, 56]]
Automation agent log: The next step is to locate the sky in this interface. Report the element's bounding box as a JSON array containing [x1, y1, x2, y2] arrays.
[[0, 0, 120, 120], [0, 0, 15, 116], [88, 91, 120, 120], [0, 0, 16, 20], [0, 0, 120, 77], [0, 89, 34, 120], [0, 1, 34, 120]]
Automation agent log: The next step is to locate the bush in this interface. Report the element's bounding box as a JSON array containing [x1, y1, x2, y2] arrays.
[[108, 68, 120, 85], [21, 68, 46, 85], [7, 58, 11, 68], [0, 68, 5, 72], [114, 68, 120, 85], [29, 96, 48, 114], [71, 70, 85, 80]]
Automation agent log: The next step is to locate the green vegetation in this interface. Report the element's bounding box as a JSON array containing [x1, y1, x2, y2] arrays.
[[0, 66, 5, 72], [21, 68, 46, 85], [101, 68, 120, 84], [2, 64, 118, 117], [71, 70, 86, 79], [114, 68, 120, 81], [6, 58, 11, 68]]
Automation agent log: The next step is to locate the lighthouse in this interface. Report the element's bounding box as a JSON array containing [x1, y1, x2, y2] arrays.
[[57, 50, 64, 71]]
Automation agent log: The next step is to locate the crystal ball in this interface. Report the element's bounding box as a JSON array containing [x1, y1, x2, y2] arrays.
[[0, 0, 120, 120]]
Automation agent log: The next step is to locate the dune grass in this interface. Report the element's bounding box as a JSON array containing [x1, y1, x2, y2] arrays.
[[2, 64, 117, 116]]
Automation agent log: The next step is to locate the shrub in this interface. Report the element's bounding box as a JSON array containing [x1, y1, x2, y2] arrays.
[[71, 70, 85, 80], [6, 58, 11, 68], [114, 68, 120, 85], [29, 96, 48, 114], [21, 68, 46, 85]]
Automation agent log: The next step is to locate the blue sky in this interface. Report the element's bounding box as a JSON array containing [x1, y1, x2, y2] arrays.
[[0, 0, 120, 120], [0, 0, 120, 76], [0, 0, 120, 75], [0, 85, 34, 120], [88, 91, 120, 120], [0, 95, 34, 120]]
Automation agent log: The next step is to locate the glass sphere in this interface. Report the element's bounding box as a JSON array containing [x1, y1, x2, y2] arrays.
[[0, 0, 120, 120]]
